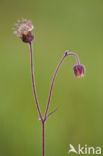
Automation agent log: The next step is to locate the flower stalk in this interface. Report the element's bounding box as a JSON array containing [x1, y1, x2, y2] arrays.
[[29, 42, 45, 156], [29, 42, 43, 121], [44, 51, 83, 120]]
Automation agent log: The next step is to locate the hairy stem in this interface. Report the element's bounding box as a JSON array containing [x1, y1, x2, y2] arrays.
[[67, 52, 80, 64], [44, 54, 66, 119], [42, 121, 45, 156], [44, 51, 80, 119], [29, 42, 45, 156], [29, 42, 43, 121]]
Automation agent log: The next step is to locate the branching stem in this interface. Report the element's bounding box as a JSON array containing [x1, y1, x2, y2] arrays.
[[29, 44, 80, 156]]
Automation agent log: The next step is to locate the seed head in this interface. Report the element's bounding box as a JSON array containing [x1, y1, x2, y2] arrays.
[[14, 19, 34, 43], [73, 64, 85, 78]]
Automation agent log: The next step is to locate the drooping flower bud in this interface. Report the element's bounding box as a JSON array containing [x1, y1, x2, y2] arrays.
[[14, 19, 34, 43], [73, 64, 85, 78]]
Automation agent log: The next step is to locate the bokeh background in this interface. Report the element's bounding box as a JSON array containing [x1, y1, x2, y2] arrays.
[[0, 0, 103, 156]]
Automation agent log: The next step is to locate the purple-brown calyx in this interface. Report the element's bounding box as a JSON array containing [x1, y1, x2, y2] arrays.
[[22, 31, 34, 43], [73, 64, 85, 78]]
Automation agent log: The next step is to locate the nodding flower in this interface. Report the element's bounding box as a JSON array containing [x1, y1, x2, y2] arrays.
[[73, 64, 85, 78], [13, 19, 34, 43]]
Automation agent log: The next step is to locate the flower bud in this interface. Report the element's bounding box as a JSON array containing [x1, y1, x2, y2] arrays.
[[73, 64, 85, 78]]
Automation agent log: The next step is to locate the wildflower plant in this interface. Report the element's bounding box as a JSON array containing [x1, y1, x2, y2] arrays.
[[14, 19, 85, 156]]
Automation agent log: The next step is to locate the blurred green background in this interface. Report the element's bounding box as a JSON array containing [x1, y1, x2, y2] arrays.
[[0, 0, 103, 156]]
